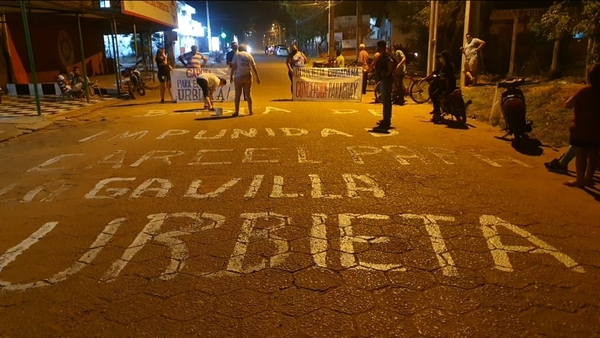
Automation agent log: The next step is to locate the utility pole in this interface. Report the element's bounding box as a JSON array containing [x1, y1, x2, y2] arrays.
[[460, 0, 471, 87], [206, 0, 212, 51], [508, 10, 518, 77], [356, 0, 362, 61], [328, 0, 335, 58], [427, 0, 439, 74]]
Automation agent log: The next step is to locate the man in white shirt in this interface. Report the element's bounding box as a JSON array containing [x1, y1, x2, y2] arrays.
[[358, 44, 370, 95], [179, 45, 208, 69], [230, 44, 261, 116], [460, 33, 485, 86], [196, 73, 226, 110]]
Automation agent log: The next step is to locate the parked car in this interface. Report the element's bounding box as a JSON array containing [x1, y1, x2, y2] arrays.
[[275, 45, 289, 57]]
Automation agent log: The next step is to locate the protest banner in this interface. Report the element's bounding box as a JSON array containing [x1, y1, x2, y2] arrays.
[[292, 67, 362, 102], [171, 68, 234, 102]]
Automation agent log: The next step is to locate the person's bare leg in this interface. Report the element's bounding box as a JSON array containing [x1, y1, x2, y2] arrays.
[[564, 147, 587, 187], [585, 147, 599, 187], [234, 80, 243, 114], [244, 82, 252, 114], [159, 82, 165, 101], [167, 81, 174, 101]]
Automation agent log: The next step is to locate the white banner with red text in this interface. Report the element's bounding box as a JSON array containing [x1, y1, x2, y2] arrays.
[[171, 68, 234, 103], [292, 67, 362, 102]]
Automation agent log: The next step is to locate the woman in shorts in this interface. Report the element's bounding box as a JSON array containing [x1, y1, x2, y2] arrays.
[[564, 63, 600, 188], [155, 48, 174, 103]]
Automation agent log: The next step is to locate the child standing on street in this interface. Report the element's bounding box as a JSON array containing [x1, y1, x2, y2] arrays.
[[564, 63, 600, 188]]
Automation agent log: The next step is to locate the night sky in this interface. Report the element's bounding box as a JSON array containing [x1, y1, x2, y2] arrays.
[[184, 1, 559, 41]]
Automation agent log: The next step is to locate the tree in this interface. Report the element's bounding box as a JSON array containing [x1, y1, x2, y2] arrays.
[[537, 1, 575, 77], [386, 1, 466, 66], [574, 0, 600, 68], [280, 1, 329, 49]]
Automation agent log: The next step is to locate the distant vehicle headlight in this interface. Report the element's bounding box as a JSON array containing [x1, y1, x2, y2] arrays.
[[247, 46, 252, 54]]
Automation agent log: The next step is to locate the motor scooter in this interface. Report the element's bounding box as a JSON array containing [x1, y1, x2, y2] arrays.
[[497, 78, 532, 142], [429, 75, 471, 125], [119, 60, 146, 99]]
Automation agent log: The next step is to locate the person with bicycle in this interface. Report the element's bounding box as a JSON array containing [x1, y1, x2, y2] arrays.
[[392, 44, 407, 105], [421, 50, 456, 123]]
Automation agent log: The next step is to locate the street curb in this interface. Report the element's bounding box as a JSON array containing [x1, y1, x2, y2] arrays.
[[0, 97, 122, 143]]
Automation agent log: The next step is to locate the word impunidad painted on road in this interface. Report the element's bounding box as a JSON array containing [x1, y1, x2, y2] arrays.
[[0, 213, 584, 291]]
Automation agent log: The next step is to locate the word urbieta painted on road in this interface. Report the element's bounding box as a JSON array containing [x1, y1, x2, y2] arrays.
[[0, 212, 584, 292]]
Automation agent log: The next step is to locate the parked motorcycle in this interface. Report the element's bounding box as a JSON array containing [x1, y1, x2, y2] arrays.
[[429, 75, 471, 125], [119, 60, 146, 99], [498, 78, 532, 142]]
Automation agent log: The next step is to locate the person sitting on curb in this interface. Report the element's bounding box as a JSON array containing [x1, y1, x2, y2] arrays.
[[545, 146, 576, 172], [57, 69, 83, 99], [196, 72, 227, 111]]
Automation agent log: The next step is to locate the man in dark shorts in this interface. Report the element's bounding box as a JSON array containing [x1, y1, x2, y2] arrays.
[[196, 73, 227, 111]]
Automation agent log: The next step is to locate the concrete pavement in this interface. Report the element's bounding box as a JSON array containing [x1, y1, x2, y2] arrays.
[[0, 54, 599, 337]]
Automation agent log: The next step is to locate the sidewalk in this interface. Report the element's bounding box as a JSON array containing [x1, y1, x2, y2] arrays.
[[0, 72, 167, 142]]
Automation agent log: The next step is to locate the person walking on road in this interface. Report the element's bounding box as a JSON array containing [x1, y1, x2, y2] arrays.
[[373, 40, 395, 129], [155, 48, 174, 103], [226, 42, 238, 68], [178, 45, 208, 69], [230, 44, 261, 117], [563, 63, 600, 188], [460, 33, 485, 86], [392, 44, 407, 105], [286, 44, 307, 99], [196, 73, 227, 111], [358, 44, 370, 95]]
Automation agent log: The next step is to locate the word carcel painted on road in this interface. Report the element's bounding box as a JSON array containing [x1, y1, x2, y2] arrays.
[[0, 213, 584, 291]]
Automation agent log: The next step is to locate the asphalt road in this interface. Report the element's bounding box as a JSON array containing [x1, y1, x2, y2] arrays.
[[1, 55, 599, 337]]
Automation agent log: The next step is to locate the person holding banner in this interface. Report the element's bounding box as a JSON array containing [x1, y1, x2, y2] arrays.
[[286, 44, 307, 98], [230, 44, 261, 117], [196, 73, 227, 111]]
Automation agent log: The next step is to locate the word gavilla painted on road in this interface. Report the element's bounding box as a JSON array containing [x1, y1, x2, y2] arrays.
[[0, 213, 584, 292]]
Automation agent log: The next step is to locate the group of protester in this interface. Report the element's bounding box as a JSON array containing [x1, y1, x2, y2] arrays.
[[56, 66, 91, 99], [74, 38, 598, 189], [154, 43, 259, 116]]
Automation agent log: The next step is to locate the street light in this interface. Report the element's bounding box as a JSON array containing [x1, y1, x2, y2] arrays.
[[221, 32, 226, 39]]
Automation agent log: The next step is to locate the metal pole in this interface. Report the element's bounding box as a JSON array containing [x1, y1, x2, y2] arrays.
[[356, 0, 361, 61], [432, 1, 439, 71], [206, 0, 212, 51], [133, 23, 138, 61], [77, 14, 90, 102], [328, 0, 335, 58], [110, 19, 120, 96], [148, 31, 155, 82], [508, 11, 518, 77], [19, 0, 41, 116], [427, 0, 436, 74], [460, 0, 471, 87]]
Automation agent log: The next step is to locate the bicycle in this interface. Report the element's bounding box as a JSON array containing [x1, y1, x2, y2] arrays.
[[374, 71, 430, 104]]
